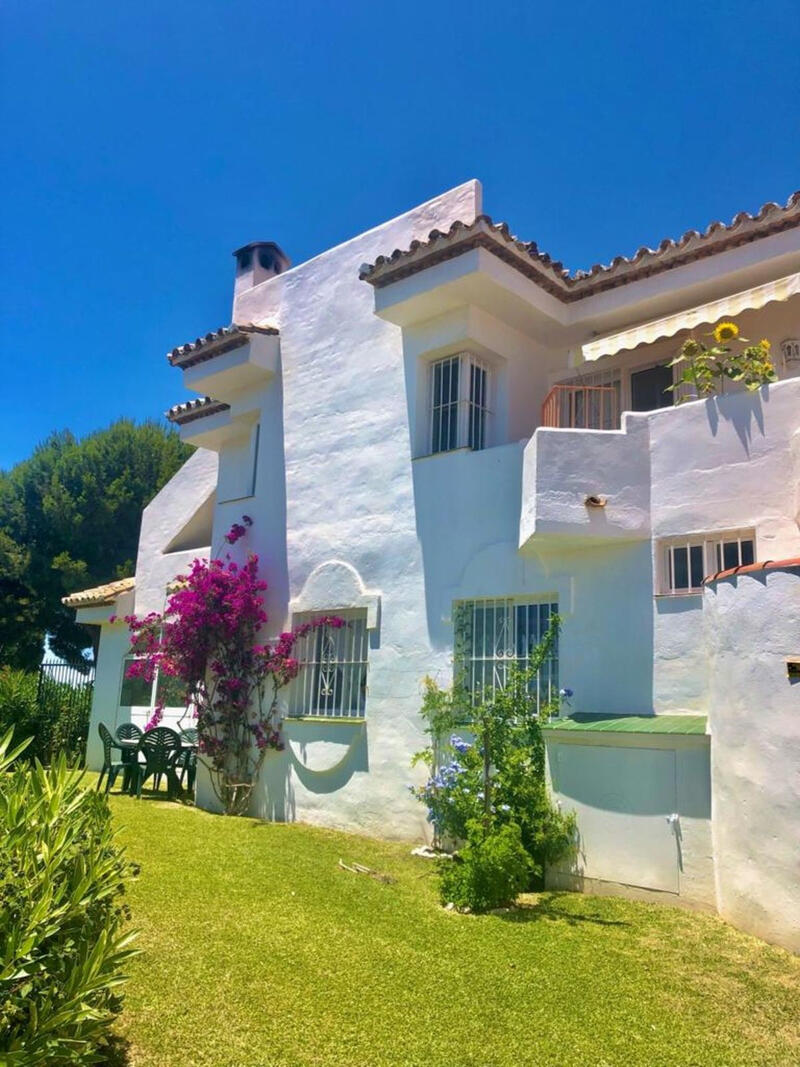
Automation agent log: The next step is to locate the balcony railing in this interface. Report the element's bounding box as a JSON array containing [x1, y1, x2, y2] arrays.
[[541, 385, 619, 431]]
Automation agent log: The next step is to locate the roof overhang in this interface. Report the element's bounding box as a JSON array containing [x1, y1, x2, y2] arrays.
[[361, 193, 800, 301], [167, 323, 278, 368], [370, 246, 570, 339], [62, 577, 135, 625], [174, 332, 280, 402], [62, 576, 135, 609], [582, 272, 800, 361]]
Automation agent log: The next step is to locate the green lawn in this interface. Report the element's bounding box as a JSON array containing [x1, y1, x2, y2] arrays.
[[103, 783, 800, 1067]]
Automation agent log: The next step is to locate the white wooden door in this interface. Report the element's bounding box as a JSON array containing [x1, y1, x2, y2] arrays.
[[552, 743, 679, 893]]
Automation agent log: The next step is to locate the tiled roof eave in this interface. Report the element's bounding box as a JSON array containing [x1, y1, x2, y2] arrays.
[[62, 577, 135, 609], [167, 323, 278, 368], [366, 228, 573, 300], [166, 396, 231, 426], [360, 191, 800, 302]]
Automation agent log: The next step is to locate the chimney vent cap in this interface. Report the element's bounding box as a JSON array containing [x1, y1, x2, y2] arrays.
[[232, 240, 287, 258]]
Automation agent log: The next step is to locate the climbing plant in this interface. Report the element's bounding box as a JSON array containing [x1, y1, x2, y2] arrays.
[[123, 518, 341, 814]]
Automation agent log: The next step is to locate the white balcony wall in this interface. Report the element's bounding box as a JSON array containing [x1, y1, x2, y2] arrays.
[[520, 416, 651, 547]]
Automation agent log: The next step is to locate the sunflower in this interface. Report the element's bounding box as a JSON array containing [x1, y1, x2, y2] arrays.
[[713, 321, 739, 344], [759, 338, 771, 350]]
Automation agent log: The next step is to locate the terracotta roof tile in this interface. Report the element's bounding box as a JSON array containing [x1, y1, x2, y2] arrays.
[[165, 396, 231, 425], [62, 577, 135, 609], [167, 323, 278, 369], [360, 191, 800, 301], [703, 558, 800, 584]]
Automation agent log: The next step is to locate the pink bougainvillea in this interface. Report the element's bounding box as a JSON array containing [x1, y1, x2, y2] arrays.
[[124, 519, 342, 814]]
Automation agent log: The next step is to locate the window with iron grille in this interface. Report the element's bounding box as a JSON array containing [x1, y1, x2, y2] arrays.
[[713, 532, 755, 572], [430, 353, 490, 454], [288, 610, 369, 718], [659, 531, 755, 594], [453, 597, 559, 709]]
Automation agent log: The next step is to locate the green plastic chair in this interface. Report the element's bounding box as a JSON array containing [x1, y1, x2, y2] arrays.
[[177, 728, 198, 792], [133, 726, 183, 799], [97, 723, 128, 794], [116, 722, 142, 743], [115, 722, 142, 783]]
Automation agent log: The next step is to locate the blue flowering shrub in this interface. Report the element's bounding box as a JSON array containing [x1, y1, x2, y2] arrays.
[[439, 821, 532, 912], [411, 615, 576, 910]]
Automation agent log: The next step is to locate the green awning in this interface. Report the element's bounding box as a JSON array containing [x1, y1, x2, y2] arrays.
[[543, 714, 707, 735]]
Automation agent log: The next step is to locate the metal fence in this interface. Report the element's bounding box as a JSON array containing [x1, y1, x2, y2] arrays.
[[35, 660, 95, 765]]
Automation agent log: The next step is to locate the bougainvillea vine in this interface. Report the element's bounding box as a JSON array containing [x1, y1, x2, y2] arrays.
[[123, 518, 342, 814]]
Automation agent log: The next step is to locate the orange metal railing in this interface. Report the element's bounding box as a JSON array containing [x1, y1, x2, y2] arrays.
[[541, 384, 619, 430]]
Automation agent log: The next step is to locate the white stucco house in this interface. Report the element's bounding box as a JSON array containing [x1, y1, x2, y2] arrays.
[[66, 181, 800, 951]]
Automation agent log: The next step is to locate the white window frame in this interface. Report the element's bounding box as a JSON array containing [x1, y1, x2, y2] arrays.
[[429, 353, 490, 455], [119, 655, 155, 709], [453, 596, 559, 710], [288, 610, 369, 719], [657, 529, 756, 595], [118, 655, 189, 713]]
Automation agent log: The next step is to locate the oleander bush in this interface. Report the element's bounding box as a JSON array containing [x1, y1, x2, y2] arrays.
[[0, 730, 138, 1065], [439, 821, 532, 912]]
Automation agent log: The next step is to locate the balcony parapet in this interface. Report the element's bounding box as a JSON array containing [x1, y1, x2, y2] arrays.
[[520, 417, 651, 549]]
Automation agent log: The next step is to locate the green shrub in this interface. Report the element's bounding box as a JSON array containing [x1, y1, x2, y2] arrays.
[[0, 668, 38, 744], [439, 822, 532, 913], [411, 616, 577, 889], [0, 730, 138, 1064], [0, 668, 90, 767]]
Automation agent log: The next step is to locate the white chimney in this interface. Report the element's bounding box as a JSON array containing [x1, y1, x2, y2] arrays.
[[233, 241, 290, 298]]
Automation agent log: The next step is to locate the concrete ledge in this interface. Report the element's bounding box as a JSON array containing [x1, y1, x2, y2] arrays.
[[545, 870, 716, 913]]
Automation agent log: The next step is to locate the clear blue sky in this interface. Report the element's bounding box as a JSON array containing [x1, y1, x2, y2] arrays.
[[2, 1, 798, 470]]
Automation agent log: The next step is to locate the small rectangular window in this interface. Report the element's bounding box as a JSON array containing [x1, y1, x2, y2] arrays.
[[430, 353, 490, 454], [288, 611, 369, 718], [454, 597, 558, 710], [659, 530, 756, 594]]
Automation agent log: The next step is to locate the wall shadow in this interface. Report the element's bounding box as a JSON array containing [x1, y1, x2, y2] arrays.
[[497, 891, 630, 927], [654, 594, 703, 617], [285, 720, 368, 794], [704, 387, 766, 454]]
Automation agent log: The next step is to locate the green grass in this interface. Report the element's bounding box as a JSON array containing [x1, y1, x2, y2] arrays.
[[102, 782, 800, 1067]]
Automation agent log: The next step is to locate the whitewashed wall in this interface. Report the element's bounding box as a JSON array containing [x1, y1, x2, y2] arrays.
[[82, 448, 218, 769], [133, 448, 218, 616], [649, 379, 800, 713], [704, 565, 800, 953]]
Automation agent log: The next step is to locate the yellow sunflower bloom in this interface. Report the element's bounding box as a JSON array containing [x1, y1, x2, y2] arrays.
[[713, 321, 739, 344], [759, 338, 771, 350]]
